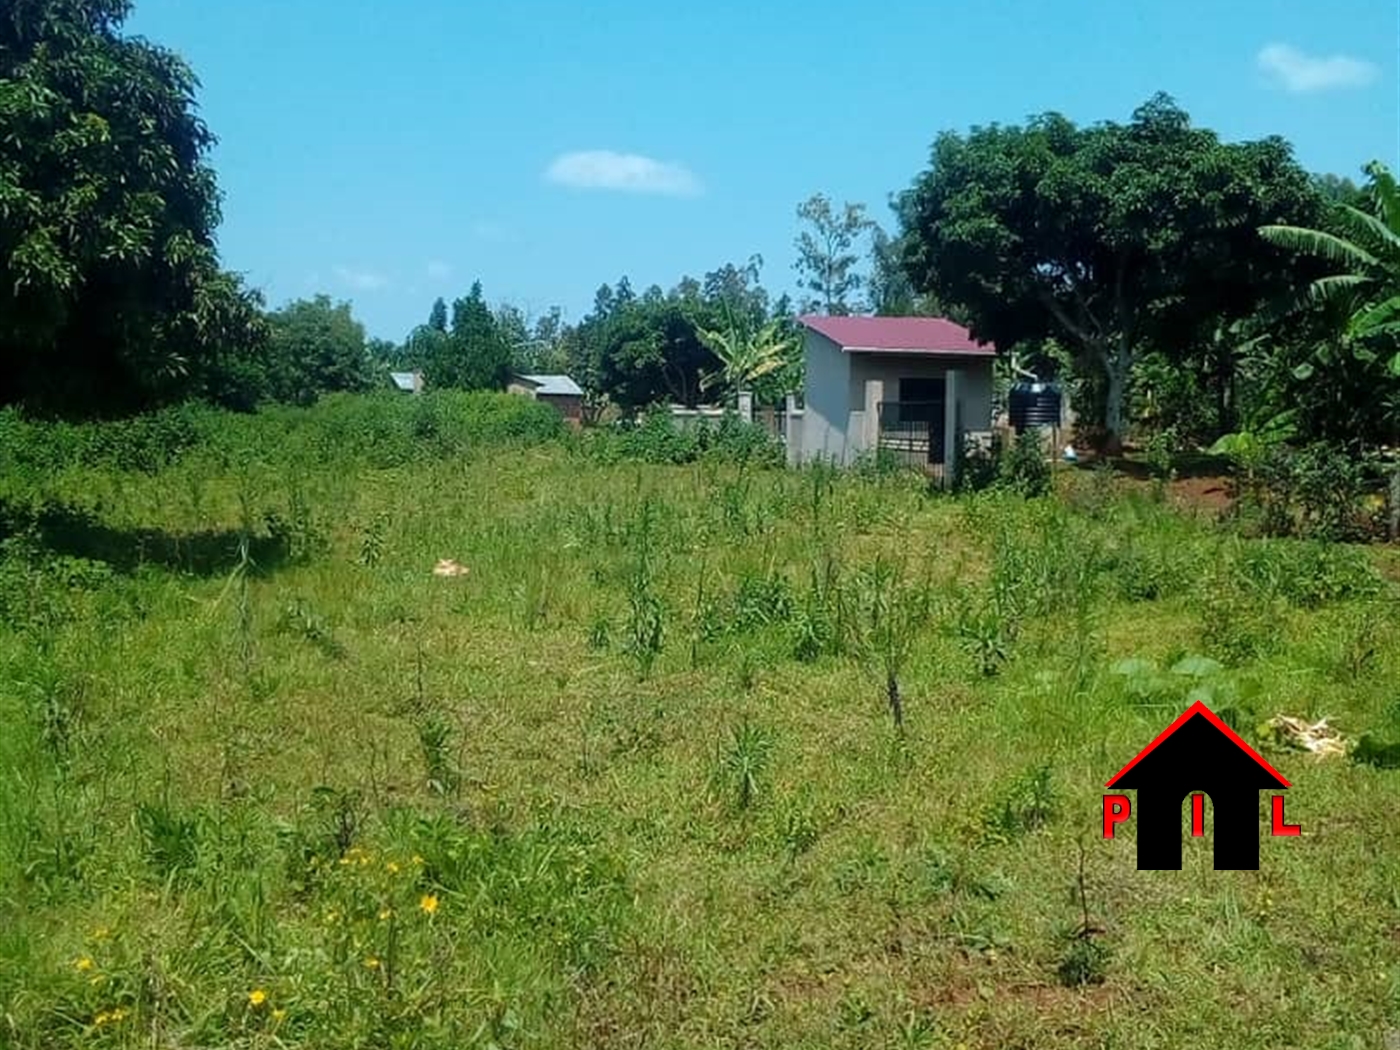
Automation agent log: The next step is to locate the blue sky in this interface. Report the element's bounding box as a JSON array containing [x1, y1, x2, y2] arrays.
[[129, 0, 1399, 341]]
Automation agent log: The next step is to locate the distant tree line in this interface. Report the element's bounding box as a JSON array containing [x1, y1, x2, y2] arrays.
[[3, 3, 1394, 459]]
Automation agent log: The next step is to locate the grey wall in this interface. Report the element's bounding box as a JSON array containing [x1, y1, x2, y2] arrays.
[[794, 328, 995, 466], [797, 331, 854, 464], [848, 353, 994, 433]]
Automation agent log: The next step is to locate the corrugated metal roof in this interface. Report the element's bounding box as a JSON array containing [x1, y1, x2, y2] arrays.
[[798, 315, 994, 356], [390, 371, 418, 391], [518, 374, 583, 396]]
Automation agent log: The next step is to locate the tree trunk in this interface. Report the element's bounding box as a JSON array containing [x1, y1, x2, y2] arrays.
[[1103, 358, 1128, 455], [1097, 337, 1131, 453]]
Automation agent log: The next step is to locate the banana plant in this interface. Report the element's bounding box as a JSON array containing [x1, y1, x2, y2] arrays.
[[694, 304, 798, 397], [1259, 161, 1400, 379]]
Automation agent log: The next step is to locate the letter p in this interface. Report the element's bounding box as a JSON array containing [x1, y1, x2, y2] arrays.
[[1103, 794, 1131, 838]]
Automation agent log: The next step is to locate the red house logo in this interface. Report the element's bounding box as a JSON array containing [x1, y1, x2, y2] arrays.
[[1103, 701, 1300, 870]]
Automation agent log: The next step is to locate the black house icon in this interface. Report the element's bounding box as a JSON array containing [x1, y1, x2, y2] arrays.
[[1106, 701, 1290, 870]]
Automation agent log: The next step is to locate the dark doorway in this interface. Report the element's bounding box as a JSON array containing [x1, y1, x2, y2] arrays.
[[899, 377, 946, 463]]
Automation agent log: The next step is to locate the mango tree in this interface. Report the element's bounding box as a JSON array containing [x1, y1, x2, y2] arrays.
[[895, 94, 1320, 450]]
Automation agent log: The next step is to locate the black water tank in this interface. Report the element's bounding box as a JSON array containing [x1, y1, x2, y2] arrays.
[[1008, 381, 1062, 432]]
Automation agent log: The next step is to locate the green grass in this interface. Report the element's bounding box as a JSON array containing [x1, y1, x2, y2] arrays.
[[2, 396, 1399, 1049]]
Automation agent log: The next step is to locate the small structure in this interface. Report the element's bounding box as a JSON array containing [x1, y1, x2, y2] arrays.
[[390, 371, 424, 395], [1106, 701, 1291, 870], [786, 316, 996, 482], [507, 374, 584, 424], [669, 392, 755, 430]]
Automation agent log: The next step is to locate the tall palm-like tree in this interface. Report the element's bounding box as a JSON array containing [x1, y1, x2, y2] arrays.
[[1259, 161, 1400, 379]]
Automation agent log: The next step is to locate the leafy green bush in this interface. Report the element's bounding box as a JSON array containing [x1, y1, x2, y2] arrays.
[[0, 402, 215, 477], [957, 430, 1051, 497], [584, 408, 783, 468], [1222, 441, 1376, 541], [1232, 539, 1380, 609], [1197, 586, 1278, 665], [1058, 935, 1111, 987], [0, 393, 565, 482]]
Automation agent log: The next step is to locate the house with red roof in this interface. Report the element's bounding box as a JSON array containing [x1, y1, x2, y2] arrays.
[[790, 316, 996, 478]]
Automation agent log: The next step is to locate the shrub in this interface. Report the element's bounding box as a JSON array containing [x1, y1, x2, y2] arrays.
[[589, 407, 784, 468], [1057, 935, 1111, 987], [1231, 442, 1373, 541], [999, 429, 1053, 497], [1233, 539, 1380, 610], [1197, 586, 1277, 665], [958, 430, 1051, 498]]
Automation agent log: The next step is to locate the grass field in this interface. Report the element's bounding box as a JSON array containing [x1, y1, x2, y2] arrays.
[[3, 394, 1400, 1049]]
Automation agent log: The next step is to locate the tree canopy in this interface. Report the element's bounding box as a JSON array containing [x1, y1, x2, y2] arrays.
[[399, 282, 513, 393], [794, 194, 873, 316], [565, 259, 799, 411], [897, 93, 1322, 446], [263, 295, 374, 406], [0, 0, 264, 416]]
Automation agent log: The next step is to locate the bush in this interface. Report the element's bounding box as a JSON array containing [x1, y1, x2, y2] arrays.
[[584, 408, 783, 468], [1233, 539, 1380, 609], [958, 430, 1051, 498], [1230, 442, 1373, 542], [0, 392, 566, 482]]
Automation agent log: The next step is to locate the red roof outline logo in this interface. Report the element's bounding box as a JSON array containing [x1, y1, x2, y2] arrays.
[[1105, 700, 1290, 789]]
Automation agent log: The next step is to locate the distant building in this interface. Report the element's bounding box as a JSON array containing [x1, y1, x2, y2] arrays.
[[390, 371, 424, 394], [787, 316, 996, 482], [507, 374, 584, 424]]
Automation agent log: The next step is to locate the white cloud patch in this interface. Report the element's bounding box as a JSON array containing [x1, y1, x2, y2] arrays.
[[1257, 43, 1377, 93], [333, 265, 390, 292], [425, 260, 453, 281], [544, 150, 702, 196]]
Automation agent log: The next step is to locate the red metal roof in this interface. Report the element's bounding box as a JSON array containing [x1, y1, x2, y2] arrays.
[[1105, 701, 1290, 789], [797, 315, 994, 356]]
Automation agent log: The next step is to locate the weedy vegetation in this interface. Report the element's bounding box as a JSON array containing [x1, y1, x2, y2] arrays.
[[2, 393, 1399, 1049]]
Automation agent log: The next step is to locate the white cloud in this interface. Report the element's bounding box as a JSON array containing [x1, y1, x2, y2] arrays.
[[425, 260, 452, 281], [332, 265, 390, 292], [1257, 43, 1378, 93], [544, 150, 702, 196]]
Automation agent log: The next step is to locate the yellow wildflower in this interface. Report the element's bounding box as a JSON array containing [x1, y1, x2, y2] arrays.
[[419, 893, 439, 915], [248, 989, 267, 1008], [94, 1012, 110, 1027], [75, 956, 95, 972], [378, 908, 393, 921], [364, 956, 380, 970], [385, 861, 400, 875], [411, 854, 424, 866], [109, 1008, 129, 1022], [272, 1008, 287, 1023]]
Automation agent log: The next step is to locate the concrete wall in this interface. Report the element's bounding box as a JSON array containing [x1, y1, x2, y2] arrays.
[[796, 330, 854, 464], [848, 353, 994, 435], [793, 328, 995, 466]]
